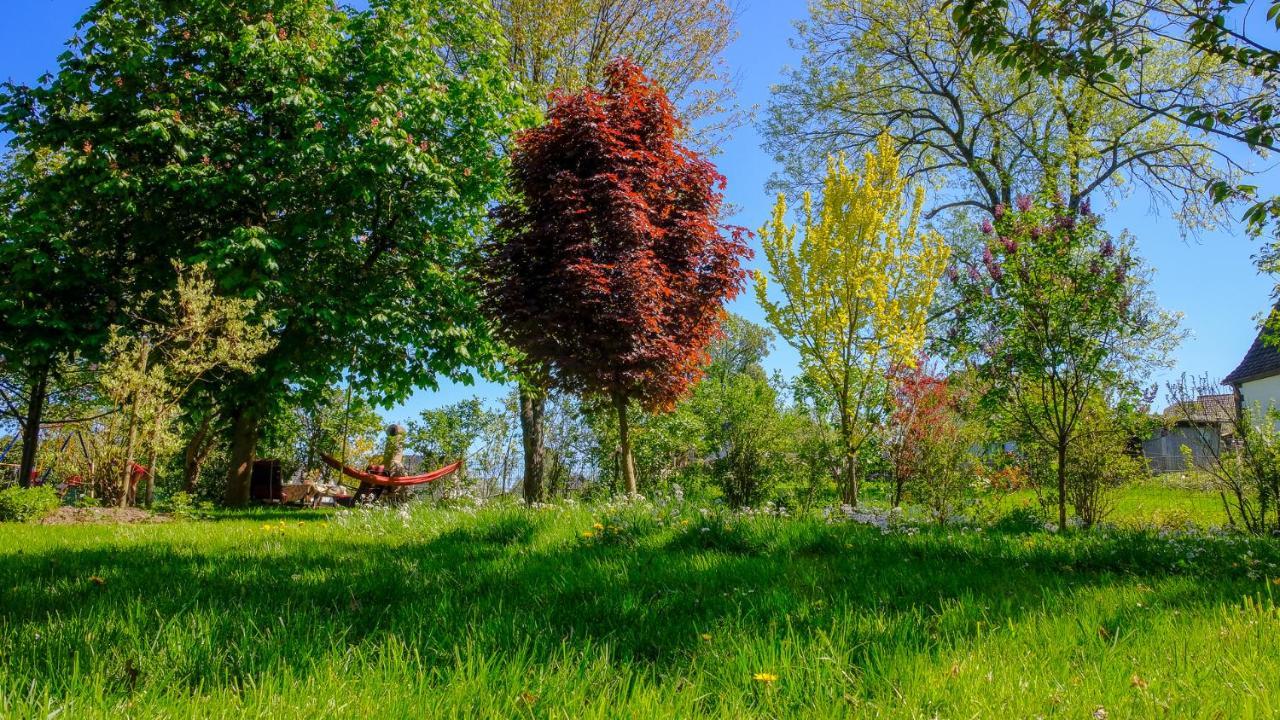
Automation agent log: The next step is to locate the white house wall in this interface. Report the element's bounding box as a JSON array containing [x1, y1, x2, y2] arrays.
[[1240, 375, 1280, 424]]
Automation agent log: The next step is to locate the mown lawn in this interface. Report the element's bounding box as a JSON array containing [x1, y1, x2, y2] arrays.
[[1, 500, 1278, 719]]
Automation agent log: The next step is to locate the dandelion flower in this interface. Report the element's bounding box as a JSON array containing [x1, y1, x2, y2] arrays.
[[752, 672, 778, 683], [581, 531, 594, 538], [593, 522, 604, 530]]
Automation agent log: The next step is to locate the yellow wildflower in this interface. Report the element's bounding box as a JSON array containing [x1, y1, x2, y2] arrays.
[[582, 531, 594, 538], [753, 672, 778, 683], [593, 522, 604, 530]]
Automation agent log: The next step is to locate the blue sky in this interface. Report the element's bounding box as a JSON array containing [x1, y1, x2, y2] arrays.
[[3, 1, 1275, 423]]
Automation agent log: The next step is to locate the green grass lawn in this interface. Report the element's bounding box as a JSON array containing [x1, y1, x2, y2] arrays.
[[1, 499, 1278, 718], [990, 475, 1230, 530]]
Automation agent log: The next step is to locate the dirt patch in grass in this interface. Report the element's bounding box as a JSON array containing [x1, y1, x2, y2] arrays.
[[39, 507, 170, 525]]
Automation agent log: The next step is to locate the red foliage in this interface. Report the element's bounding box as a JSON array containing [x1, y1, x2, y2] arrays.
[[483, 58, 750, 410], [886, 360, 963, 489]]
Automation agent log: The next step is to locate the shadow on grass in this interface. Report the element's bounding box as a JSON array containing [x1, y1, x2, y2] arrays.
[[0, 516, 1275, 698]]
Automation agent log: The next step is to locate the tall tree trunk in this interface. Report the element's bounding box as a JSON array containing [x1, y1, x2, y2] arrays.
[[120, 341, 150, 508], [519, 386, 546, 504], [840, 456, 859, 507], [120, 406, 140, 508], [144, 430, 158, 509], [838, 411, 858, 507], [183, 415, 214, 493], [224, 406, 258, 507], [615, 393, 637, 495], [1056, 440, 1068, 531], [18, 363, 49, 488]]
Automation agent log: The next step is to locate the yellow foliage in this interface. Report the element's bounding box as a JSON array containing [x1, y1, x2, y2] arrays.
[[756, 131, 948, 379], [755, 132, 949, 501]]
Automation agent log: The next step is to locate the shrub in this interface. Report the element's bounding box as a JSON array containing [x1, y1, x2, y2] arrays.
[[1168, 374, 1280, 535], [1065, 404, 1151, 528], [0, 485, 60, 522], [587, 499, 668, 547], [1134, 508, 1200, 534], [157, 491, 211, 520], [73, 493, 100, 509], [885, 362, 982, 523], [666, 509, 764, 554], [990, 504, 1046, 534]]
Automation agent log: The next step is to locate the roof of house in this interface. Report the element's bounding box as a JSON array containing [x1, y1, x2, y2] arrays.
[[1224, 320, 1280, 386], [1162, 393, 1237, 426]]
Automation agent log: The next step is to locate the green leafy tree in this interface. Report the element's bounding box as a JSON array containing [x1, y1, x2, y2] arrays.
[[949, 195, 1179, 529], [1061, 399, 1153, 528], [699, 371, 794, 509], [98, 264, 273, 506], [408, 399, 490, 466], [285, 385, 386, 484], [953, 0, 1280, 238], [495, 0, 740, 149], [763, 0, 1236, 232], [0, 0, 530, 504]]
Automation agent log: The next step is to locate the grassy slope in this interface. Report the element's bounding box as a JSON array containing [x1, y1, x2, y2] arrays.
[[1, 503, 1278, 719]]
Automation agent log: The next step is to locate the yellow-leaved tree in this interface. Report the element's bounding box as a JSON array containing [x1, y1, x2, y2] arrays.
[[755, 132, 950, 506]]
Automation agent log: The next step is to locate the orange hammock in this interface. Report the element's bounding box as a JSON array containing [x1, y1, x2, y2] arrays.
[[319, 453, 461, 487]]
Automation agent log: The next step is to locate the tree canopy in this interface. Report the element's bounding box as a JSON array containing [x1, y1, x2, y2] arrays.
[[0, 0, 531, 503], [483, 59, 750, 494], [763, 0, 1236, 231], [494, 0, 739, 147], [947, 195, 1180, 528]]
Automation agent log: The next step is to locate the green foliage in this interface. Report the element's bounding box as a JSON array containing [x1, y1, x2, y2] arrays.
[[156, 491, 214, 521], [495, 0, 740, 149], [1224, 411, 1280, 534], [1165, 374, 1280, 535], [700, 372, 792, 508], [769, 0, 1231, 231], [96, 263, 274, 505], [953, 0, 1273, 237], [951, 195, 1179, 528], [1, 1, 533, 503], [407, 399, 500, 467], [989, 504, 1047, 534], [1063, 403, 1153, 528], [0, 485, 59, 522], [257, 385, 386, 480]]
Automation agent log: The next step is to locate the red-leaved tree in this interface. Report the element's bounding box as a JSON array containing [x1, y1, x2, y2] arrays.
[[885, 360, 962, 508], [483, 58, 750, 496]]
